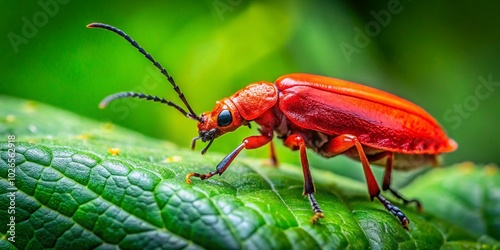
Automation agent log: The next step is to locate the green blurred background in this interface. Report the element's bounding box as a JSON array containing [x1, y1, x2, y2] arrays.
[[2, 0, 499, 181]]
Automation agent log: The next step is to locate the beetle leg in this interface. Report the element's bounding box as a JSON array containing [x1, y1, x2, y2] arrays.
[[257, 127, 279, 167], [321, 134, 380, 198], [268, 140, 279, 167], [284, 134, 324, 224], [368, 152, 423, 212], [321, 134, 409, 229], [186, 128, 274, 183], [186, 143, 245, 183]]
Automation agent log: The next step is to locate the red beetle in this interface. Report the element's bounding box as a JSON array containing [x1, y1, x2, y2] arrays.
[[89, 23, 458, 229]]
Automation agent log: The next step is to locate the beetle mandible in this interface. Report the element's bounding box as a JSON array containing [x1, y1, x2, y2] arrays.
[[88, 23, 458, 229]]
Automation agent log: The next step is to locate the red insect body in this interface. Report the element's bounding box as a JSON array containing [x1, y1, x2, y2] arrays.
[[198, 74, 456, 168], [90, 23, 457, 230], [189, 73, 457, 229]]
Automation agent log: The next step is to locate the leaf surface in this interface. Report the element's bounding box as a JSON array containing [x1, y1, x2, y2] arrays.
[[0, 95, 498, 249]]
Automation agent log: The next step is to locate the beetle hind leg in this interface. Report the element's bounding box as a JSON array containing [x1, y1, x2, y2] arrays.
[[321, 134, 410, 229], [369, 152, 423, 212], [377, 194, 409, 229], [308, 193, 325, 223]]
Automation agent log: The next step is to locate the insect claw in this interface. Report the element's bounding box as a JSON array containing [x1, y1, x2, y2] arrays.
[[185, 172, 196, 184], [310, 212, 325, 224], [185, 171, 217, 184], [306, 193, 325, 224], [377, 194, 410, 230]]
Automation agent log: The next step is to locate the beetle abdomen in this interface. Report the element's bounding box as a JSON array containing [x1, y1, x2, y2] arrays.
[[277, 74, 457, 154]]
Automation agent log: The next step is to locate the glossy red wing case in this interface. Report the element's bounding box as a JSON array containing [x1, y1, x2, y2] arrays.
[[276, 73, 457, 154]]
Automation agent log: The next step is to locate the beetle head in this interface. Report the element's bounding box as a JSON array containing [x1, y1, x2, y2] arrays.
[[191, 98, 246, 154]]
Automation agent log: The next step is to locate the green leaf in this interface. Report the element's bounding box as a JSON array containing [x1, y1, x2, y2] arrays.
[[0, 95, 499, 249], [402, 162, 500, 242]]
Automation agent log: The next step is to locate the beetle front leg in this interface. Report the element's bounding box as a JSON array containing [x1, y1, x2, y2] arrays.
[[321, 134, 410, 229], [186, 128, 274, 183], [284, 134, 324, 224]]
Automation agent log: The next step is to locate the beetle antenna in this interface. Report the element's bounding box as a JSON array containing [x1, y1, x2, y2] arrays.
[[87, 22, 201, 122], [99, 92, 192, 117]]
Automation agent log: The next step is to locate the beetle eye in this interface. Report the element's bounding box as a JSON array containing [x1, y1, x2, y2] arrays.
[[217, 109, 232, 127]]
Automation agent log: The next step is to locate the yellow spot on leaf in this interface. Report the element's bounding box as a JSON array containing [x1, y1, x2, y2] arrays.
[[484, 164, 498, 176], [108, 148, 121, 156], [100, 122, 115, 132], [163, 155, 182, 163], [23, 101, 37, 113], [459, 161, 474, 174], [6, 115, 15, 123], [76, 134, 91, 140]]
